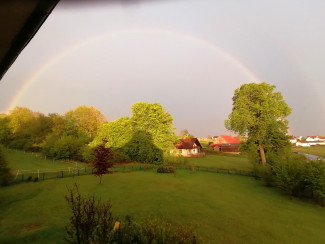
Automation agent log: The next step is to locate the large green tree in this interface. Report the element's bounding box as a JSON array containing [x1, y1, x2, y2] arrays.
[[225, 82, 292, 165], [65, 106, 107, 138], [130, 102, 177, 151], [92, 117, 133, 149], [92, 102, 177, 164]]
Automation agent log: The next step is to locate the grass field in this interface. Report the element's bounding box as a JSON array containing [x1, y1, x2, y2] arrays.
[[187, 154, 252, 171], [293, 145, 325, 158], [4, 148, 86, 170], [1, 150, 325, 244]]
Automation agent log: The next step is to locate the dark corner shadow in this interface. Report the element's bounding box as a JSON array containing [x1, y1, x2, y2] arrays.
[[118, 129, 163, 164]]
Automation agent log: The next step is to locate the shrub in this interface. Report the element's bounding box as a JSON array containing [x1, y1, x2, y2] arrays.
[[0, 146, 13, 186], [111, 150, 129, 164], [34, 177, 39, 182], [80, 145, 94, 163], [272, 156, 305, 196], [112, 216, 202, 244], [121, 130, 164, 164], [252, 162, 275, 187], [27, 176, 33, 182], [256, 151, 325, 205], [163, 154, 187, 165], [302, 161, 325, 205], [157, 166, 175, 173], [64, 183, 116, 244], [65, 184, 202, 243], [42, 135, 88, 161]]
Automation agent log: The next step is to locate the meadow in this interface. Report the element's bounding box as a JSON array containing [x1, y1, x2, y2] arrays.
[[0, 150, 325, 244], [4, 148, 85, 170], [186, 154, 252, 171], [292, 145, 325, 158]]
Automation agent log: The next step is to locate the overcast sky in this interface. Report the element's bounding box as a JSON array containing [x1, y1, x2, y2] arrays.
[[1, 0, 325, 137]]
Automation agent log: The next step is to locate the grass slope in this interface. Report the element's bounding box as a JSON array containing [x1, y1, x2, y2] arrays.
[[293, 145, 325, 158], [187, 154, 252, 171], [4, 148, 85, 170], [0, 149, 324, 244], [1, 171, 324, 244]]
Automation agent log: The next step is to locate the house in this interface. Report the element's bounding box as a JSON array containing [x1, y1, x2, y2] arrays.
[[174, 138, 204, 157], [289, 137, 298, 144], [306, 136, 325, 142], [210, 135, 241, 153], [295, 140, 325, 147], [296, 141, 311, 147]]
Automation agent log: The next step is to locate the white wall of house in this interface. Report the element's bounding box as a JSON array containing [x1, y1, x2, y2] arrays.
[[296, 141, 310, 147], [308, 141, 325, 146], [306, 137, 318, 142], [296, 141, 325, 147]]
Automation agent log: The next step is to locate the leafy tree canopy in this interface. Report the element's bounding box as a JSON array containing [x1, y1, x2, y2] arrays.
[[180, 129, 189, 138], [65, 105, 107, 138], [225, 82, 292, 165], [92, 117, 133, 149], [7, 107, 36, 134], [92, 102, 177, 164], [130, 102, 177, 151]]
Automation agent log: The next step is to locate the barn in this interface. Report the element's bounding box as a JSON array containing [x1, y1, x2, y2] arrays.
[[210, 135, 241, 153]]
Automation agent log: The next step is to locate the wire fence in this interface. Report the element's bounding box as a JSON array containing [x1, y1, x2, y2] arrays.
[[174, 165, 256, 177], [13, 167, 93, 183], [12, 164, 255, 184]]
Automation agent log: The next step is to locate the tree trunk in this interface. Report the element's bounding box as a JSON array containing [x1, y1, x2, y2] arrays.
[[258, 143, 267, 165]]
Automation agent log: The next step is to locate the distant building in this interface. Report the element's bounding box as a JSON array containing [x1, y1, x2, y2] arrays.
[[210, 135, 241, 153], [173, 138, 205, 157], [289, 137, 298, 144], [306, 136, 325, 142]]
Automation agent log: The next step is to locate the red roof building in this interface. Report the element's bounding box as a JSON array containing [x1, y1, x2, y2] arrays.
[[210, 135, 241, 153], [210, 135, 240, 147], [174, 138, 204, 157]]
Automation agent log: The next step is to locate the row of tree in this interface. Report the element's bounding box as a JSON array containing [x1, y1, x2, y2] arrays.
[[0, 102, 178, 164]]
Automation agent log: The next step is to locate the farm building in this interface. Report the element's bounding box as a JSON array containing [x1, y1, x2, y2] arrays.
[[210, 135, 241, 153], [173, 138, 204, 157], [220, 143, 241, 153]]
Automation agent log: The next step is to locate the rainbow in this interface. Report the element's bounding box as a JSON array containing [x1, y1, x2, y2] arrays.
[[6, 29, 260, 112]]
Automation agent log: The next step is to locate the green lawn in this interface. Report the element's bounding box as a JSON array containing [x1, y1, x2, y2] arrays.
[[187, 154, 252, 171], [1, 149, 324, 244], [4, 148, 86, 170], [293, 146, 325, 158]]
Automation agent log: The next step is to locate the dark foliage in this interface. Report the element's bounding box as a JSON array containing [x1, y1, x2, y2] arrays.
[[92, 144, 114, 183], [254, 153, 325, 205], [157, 166, 175, 173], [42, 133, 90, 161], [111, 216, 201, 244], [65, 183, 116, 244], [0, 146, 13, 186], [121, 130, 163, 164], [65, 184, 202, 244]]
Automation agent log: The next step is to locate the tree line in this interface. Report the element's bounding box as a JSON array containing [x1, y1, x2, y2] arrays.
[[0, 102, 177, 164]]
